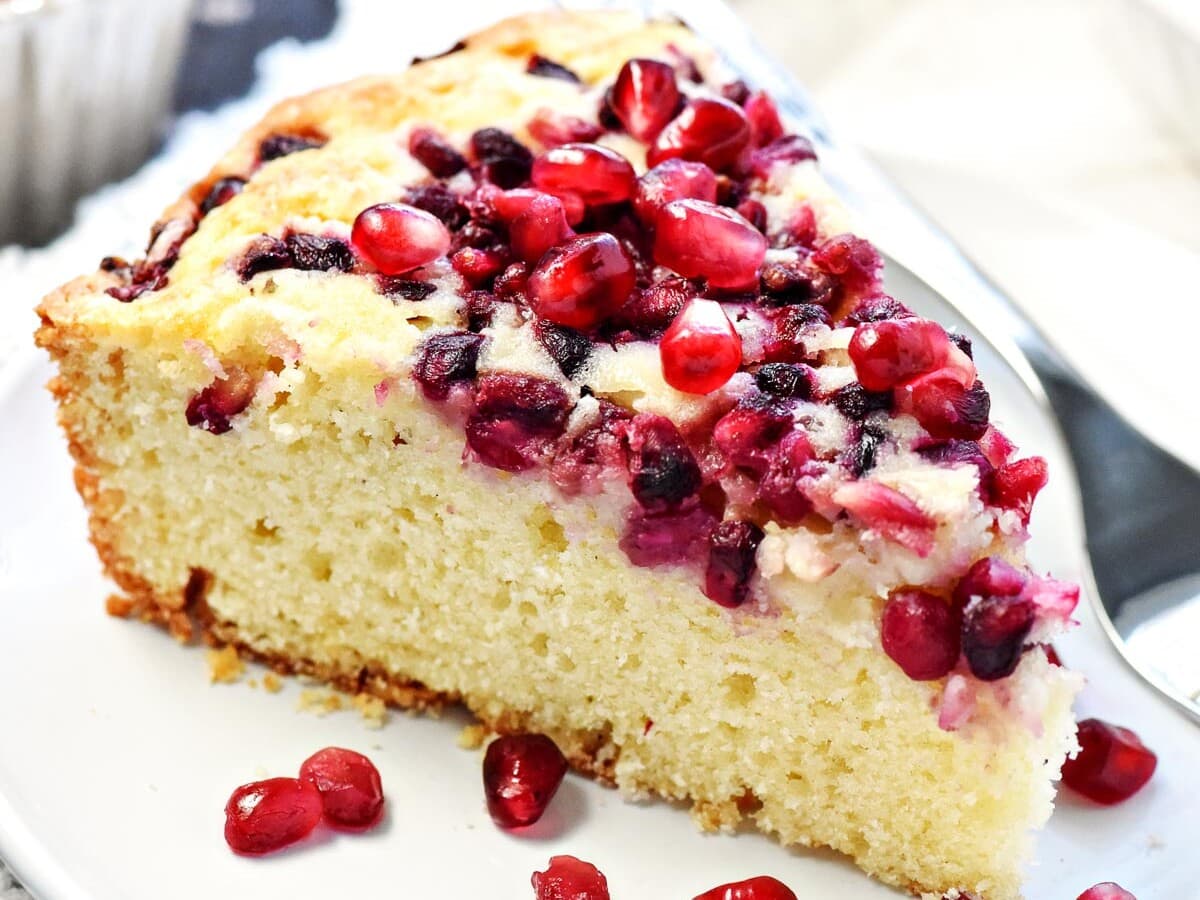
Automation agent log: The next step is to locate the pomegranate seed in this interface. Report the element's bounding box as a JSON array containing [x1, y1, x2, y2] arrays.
[[406, 183, 469, 230], [754, 363, 813, 400], [236, 235, 292, 282], [954, 556, 1025, 604], [902, 373, 991, 440], [758, 431, 816, 525], [624, 413, 702, 510], [715, 399, 793, 475], [259, 133, 323, 161], [532, 855, 611, 900], [223, 777, 322, 855], [1044, 644, 1063, 666], [493, 263, 529, 300], [200, 176, 245, 215], [634, 159, 719, 225], [620, 502, 717, 567], [615, 276, 690, 337], [1061, 719, 1157, 805], [492, 186, 581, 228], [351, 203, 450, 275], [526, 55, 581, 83], [746, 135, 818, 180], [527, 108, 604, 149], [759, 258, 832, 305], [1077, 883, 1137, 900], [848, 318, 953, 391], [761, 303, 831, 363], [654, 199, 766, 290], [452, 246, 508, 286], [705, 519, 765, 607], [471, 128, 534, 189], [735, 198, 768, 233], [532, 143, 636, 206], [660, 299, 743, 394], [650, 98, 751, 172], [186, 368, 256, 435], [534, 319, 592, 378], [482, 733, 568, 828], [693, 875, 798, 900], [881, 590, 961, 680], [831, 480, 936, 557], [721, 80, 752, 105], [961, 592, 1035, 681], [377, 276, 436, 302], [285, 233, 354, 273], [991, 456, 1048, 523], [527, 233, 636, 329], [610, 58, 681, 141], [844, 294, 914, 325], [831, 382, 892, 421], [510, 194, 575, 264], [413, 331, 486, 401], [550, 400, 631, 495], [744, 91, 785, 147], [299, 747, 384, 830], [810, 234, 882, 296], [979, 426, 1017, 468], [408, 127, 467, 177], [466, 374, 572, 472]]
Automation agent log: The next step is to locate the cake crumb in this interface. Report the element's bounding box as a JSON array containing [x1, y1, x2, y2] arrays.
[[689, 797, 742, 833], [206, 645, 245, 684], [105, 594, 135, 618], [262, 672, 284, 693], [352, 692, 388, 729], [297, 689, 344, 716], [457, 723, 490, 749]]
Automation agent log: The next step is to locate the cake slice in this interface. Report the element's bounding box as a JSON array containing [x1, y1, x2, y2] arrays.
[[35, 11, 1082, 898]]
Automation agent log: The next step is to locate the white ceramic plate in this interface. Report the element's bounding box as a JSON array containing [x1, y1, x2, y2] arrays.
[[1, 271, 1197, 898]]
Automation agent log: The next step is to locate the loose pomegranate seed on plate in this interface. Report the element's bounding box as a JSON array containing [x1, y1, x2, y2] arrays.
[[693, 874, 798, 900], [532, 143, 636, 207], [648, 97, 751, 172], [532, 855, 611, 900], [1061, 718, 1157, 805], [659, 298, 743, 395], [223, 777, 323, 856], [610, 57, 681, 141], [483, 733, 569, 828], [1076, 882, 1138, 900], [351, 202, 451, 275], [408, 126, 467, 177], [299, 747, 385, 830], [527, 233, 636, 329], [847, 318, 953, 392], [881, 590, 961, 681], [654, 199, 766, 290]]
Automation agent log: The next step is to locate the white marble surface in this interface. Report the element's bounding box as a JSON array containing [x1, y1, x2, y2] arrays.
[[1, 1, 1197, 896]]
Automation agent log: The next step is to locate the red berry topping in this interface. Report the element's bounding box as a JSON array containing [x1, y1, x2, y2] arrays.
[[186, 368, 256, 435], [610, 58, 681, 142], [693, 875, 798, 900], [482, 733, 568, 828], [747, 135, 818, 180], [953, 556, 1027, 608], [634, 159, 719, 225], [532, 855, 611, 900], [743, 91, 785, 147], [532, 143, 637, 207], [654, 199, 766, 289], [991, 456, 1048, 523], [527, 108, 604, 149], [848, 318, 952, 392], [714, 400, 793, 476], [705, 519, 765, 608], [961, 590, 1035, 681], [620, 502, 717, 567], [1061, 718, 1157, 805], [1044, 644, 1063, 666], [223, 777, 323, 856], [660, 299, 743, 395], [881, 590, 961, 681], [452, 246, 508, 286], [351, 202, 450, 275], [758, 431, 816, 525], [413, 331, 486, 401], [902, 373, 991, 440], [648, 97, 751, 172], [810, 234, 882, 296], [200, 176, 246, 215], [510, 193, 575, 264], [615, 276, 690, 337], [299, 747, 385, 830], [408, 126, 467, 177], [831, 480, 937, 557], [471, 127, 534, 189], [1077, 883, 1137, 900], [528, 233, 636, 329], [625, 413, 702, 511], [466, 374, 572, 472]]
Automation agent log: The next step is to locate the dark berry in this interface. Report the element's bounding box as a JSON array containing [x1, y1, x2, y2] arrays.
[[466, 374, 572, 472], [285, 233, 354, 273], [470, 128, 534, 189], [259, 133, 324, 162], [624, 413, 702, 511], [845, 422, 887, 476], [705, 519, 764, 608], [236, 235, 292, 282], [200, 176, 246, 215], [961, 592, 1035, 681], [377, 276, 437, 301], [843, 294, 914, 325], [408, 127, 467, 177], [620, 502, 717, 567], [881, 590, 961, 680], [526, 55, 582, 83], [754, 363, 812, 400], [534, 320, 592, 379], [186, 369, 256, 435], [404, 183, 469, 230], [412, 331, 486, 401], [831, 382, 892, 420]]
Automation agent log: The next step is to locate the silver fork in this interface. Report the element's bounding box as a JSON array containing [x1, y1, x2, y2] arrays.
[[553, 0, 1200, 723]]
